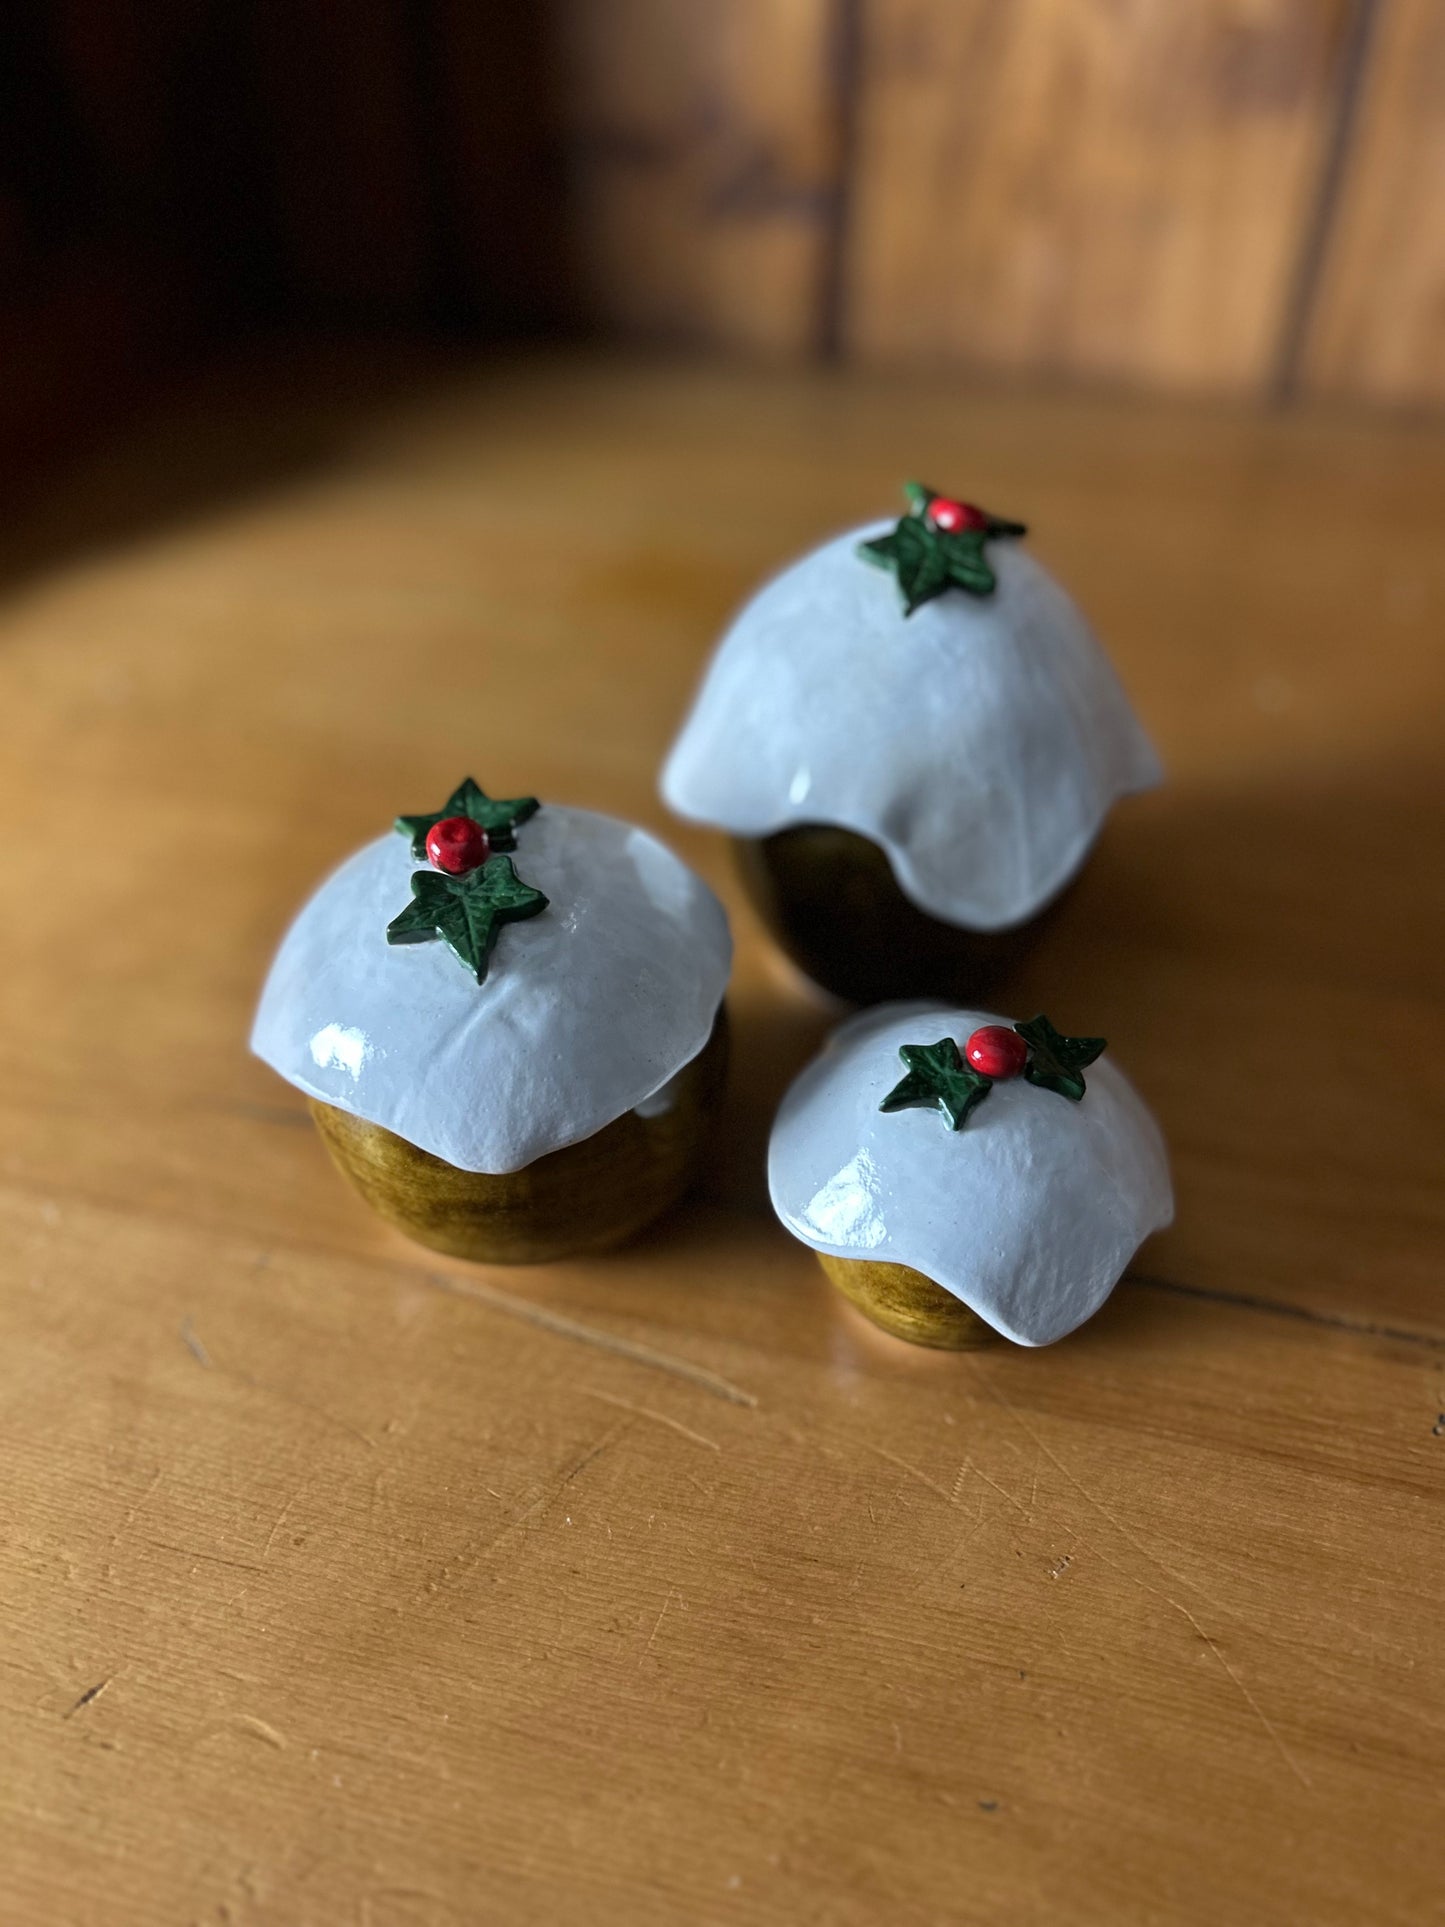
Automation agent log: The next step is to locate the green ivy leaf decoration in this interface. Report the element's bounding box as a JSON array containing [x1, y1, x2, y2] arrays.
[[1014, 1014, 1107, 1102], [879, 1037, 993, 1132], [395, 776, 540, 859], [386, 856, 548, 983], [879, 1015, 1109, 1133], [858, 482, 1028, 615]]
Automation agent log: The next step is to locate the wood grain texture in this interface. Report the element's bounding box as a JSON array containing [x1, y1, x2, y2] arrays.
[[0, 351, 1442, 1924], [844, 0, 1358, 393], [1301, 0, 1445, 403], [553, 0, 840, 353]]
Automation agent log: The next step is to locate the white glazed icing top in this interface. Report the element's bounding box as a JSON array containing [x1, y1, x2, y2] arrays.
[[661, 523, 1162, 930], [252, 806, 732, 1174], [768, 1003, 1173, 1346]]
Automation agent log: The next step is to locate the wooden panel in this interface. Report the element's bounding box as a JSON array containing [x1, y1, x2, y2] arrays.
[[0, 6, 207, 485], [553, 0, 841, 354], [844, 0, 1357, 393], [1301, 0, 1445, 403], [247, 0, 433, 317], [0, 352, 1443, 1922], [419, 0, 574, 327], [43, 0, 574, 333]]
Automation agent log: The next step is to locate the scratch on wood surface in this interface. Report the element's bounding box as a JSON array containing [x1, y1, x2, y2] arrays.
[[173, 1309, 375, 1445], [642, 1586, 679, 1662], [230, 1364, 377, 1449], [962, 1358, 1314, 1791], [194, 1713, 289, 1752], [1125, 1270, 1445, 1353], [1175, 1601, 1312, 1791], [260, 1486, 306, 1561], [174, 1301, 373, 1444], [111, 1468, 164, 1547], [1131, 1522, 1444, 1728], [964, 1357, 1209, 1587], [580, 1387, 721, 1452], [850, 1437, 959, 1506], [418, 1427, 627, 1601], [956, 1455, 1030, 1519], [233, 1714, 287, 1749], [558, 1433, 618, 1489], [63, 1676, 114, 1719], [180, 1318, 213, 1367], [145, 1539, 266, 1575], [360, 1891, 454, 1927], [427, 1272, 758, 1408]]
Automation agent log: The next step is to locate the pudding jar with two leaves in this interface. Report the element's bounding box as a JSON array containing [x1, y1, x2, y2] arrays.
[[252, 778, 732, 1262], [663, 486, 1161, 1006]]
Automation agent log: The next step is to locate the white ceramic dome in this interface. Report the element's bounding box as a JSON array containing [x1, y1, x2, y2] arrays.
[[768, 1003, 1173, 1345], [662, 523, 1161, 930], [252, 806, 732, 1174]]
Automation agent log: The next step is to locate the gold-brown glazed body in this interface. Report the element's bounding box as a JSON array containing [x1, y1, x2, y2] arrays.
[[311, 1009, 728, 1264], [732, 825, 1072, 1006], [818, 1252, 996, 1349]]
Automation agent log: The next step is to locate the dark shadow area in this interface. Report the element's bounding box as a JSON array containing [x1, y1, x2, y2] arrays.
[[0, 1, 582, 509], [0, 337, 471, 599], [693, 976, 839, 1221]]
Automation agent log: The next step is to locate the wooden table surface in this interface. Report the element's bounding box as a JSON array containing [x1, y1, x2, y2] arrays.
[[3, 352, 1442, 1927]]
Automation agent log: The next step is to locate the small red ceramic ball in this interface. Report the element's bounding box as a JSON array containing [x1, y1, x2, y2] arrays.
[[425, 816, 490, 874], [964, 1025, 1028, 1080], [928, 498, 987, 534]]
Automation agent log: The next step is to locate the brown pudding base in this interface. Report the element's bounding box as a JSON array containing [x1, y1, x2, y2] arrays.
[[818, 1253, 997, 1349], [732, 825, 1072, 1006], [309, 1008, 729, 1264]]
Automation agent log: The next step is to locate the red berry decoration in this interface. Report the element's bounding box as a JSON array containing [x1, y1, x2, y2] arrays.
[[964, 1025, 1028, 1080], [927, 498, 987, 534], [425, 815, 490, 875]]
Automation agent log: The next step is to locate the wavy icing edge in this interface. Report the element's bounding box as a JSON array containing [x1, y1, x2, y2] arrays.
[[767, 1003, 1175, 1345], [662, 525, 1164, 931], [251, 806, 733, 1174]]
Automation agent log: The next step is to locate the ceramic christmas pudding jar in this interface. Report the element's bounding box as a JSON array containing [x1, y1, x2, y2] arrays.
[[769, 1002, 1172, 1348], [252, 777, 732, 1263], [661, 484, 1162, 1005]]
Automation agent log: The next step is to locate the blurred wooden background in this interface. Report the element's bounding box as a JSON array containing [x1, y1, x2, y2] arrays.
[[2, 0, 1443, 456]]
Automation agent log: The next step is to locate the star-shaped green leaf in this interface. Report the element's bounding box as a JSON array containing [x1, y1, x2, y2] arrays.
[[1014, 1014, 1107, 1102], [386, 856, 548, 983], [879, 1037, 994, 1131], [394, 776, 540, 859], [858, 482, 1028, 615]]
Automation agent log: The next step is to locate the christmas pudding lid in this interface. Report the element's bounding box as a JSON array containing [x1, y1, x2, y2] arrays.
[[662, 485, 1162, 931], [252, 778, 732, 1175], [768, 1001, 1173, 1345]]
